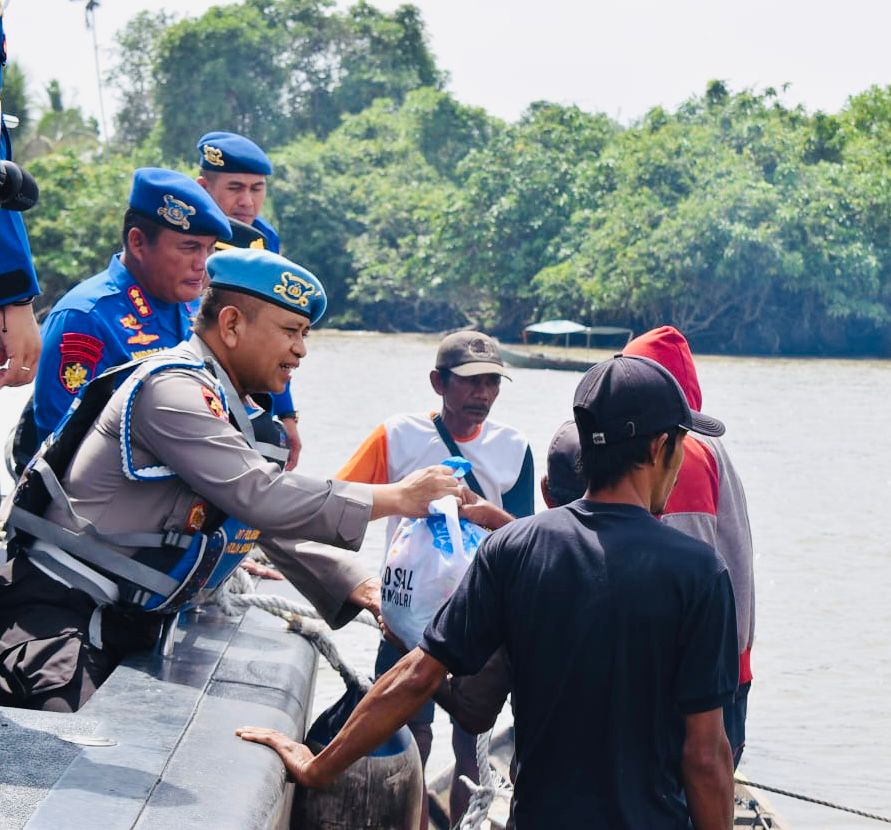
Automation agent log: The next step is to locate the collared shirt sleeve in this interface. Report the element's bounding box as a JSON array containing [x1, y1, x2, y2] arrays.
[[0, 128, 39, 305], [0, 212, 38, 304], [336, 423, 389, 483], [270, 386, 296, 417], [259, 538, 374, 629], [33, 309, 111, 441], [129, 369, 373, 550]]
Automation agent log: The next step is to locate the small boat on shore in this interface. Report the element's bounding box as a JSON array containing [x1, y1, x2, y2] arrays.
[[499, 320, 633, 372], [427, 726, 788, 829]]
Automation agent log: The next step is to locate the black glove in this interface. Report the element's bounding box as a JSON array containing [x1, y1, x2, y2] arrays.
[[0, 159, 39, 211]]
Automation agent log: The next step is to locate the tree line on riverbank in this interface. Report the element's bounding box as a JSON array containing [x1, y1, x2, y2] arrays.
[[10, 1, 891, 355]]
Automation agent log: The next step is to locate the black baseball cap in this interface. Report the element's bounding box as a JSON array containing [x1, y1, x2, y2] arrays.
[[573, 355, 725, 445], [435, 331, 511, 379], [546, 420, 586, 504]]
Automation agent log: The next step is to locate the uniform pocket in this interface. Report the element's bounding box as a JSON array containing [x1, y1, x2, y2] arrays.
[[0, 632, 83, 699]]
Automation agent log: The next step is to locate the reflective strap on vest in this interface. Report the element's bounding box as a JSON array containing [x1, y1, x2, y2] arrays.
[[27, 457, 195, 551], [9, 506, 180, 598], [255, 441, 289, 464]]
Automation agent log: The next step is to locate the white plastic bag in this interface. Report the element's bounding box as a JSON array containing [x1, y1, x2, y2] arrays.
[[380, 493, 488, 651]]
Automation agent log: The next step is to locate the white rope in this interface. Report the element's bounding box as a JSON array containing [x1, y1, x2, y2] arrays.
[[213, 569, 372, 691], [454, 729, 513, 830], [216, 571, 511, 826]]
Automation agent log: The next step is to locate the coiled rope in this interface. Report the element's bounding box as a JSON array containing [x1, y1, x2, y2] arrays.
[[453, 729, 511, 830], [214, 566, 374, 691]]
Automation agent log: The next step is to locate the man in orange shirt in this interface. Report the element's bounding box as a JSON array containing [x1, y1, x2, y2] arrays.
[[337, 330, 534, 825]]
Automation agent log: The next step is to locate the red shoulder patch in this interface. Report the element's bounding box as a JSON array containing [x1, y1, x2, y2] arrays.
[[126, 285, 153, 318], [58, 332, 104, 394], [201, 387, 226, 419]]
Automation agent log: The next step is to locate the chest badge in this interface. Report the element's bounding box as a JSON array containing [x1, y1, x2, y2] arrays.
[[127, 330, 160, 346]]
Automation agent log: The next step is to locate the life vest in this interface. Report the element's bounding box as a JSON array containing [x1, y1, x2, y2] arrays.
[[0, 352, 268, 614]]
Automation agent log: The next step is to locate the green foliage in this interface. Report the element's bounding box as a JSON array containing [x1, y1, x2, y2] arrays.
[[22, 1, 891, 355], [107, 10, 174, 151], [26, 152, 135, 313], [1, 61, 32, 134], [155, 5, 289, 160]]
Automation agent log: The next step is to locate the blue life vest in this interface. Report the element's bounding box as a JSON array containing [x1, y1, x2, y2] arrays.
[[1, 354, 262, 614]]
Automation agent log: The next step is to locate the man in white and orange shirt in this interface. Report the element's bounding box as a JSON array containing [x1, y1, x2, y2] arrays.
[[337, 330, 534, 825]]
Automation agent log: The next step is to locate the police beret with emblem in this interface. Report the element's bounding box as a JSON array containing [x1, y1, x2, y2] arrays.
[[197, 131, 273, 175], [206, 248, 327, 326], [129, 167, 232, 241]]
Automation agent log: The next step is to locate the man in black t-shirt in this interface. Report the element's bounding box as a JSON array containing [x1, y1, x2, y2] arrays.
[[237, 355, 738, 830]]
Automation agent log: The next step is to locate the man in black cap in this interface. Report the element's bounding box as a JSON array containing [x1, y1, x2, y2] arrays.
[[238, 355, 738, 830]]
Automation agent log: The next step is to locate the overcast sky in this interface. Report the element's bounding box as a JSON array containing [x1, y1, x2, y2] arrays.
[[6, 0, 890, 138]]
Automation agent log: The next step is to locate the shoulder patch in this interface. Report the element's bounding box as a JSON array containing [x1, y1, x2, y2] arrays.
[[59, 332, 104, 394], [201, 386, 226, 419], [126, 285, 153, 318], [184, 501, 208, 532]]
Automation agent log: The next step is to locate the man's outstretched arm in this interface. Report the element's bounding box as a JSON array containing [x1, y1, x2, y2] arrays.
[[682, 707, 734, 830], [236, 648, 446, 786]]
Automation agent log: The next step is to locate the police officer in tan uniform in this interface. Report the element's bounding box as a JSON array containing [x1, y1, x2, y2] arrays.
[[0, 248, 460, 712]]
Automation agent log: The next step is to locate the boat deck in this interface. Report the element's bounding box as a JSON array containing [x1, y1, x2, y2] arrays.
[[0, 579, 317, 830]]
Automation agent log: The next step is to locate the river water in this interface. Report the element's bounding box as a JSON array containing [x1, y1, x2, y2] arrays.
[[2, 330, 889, 828]]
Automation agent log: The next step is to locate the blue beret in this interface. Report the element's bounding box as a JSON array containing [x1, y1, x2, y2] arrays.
[[129, 168, 232, 241], [197, 131, 273, 175], [206, 248, 327, 325]]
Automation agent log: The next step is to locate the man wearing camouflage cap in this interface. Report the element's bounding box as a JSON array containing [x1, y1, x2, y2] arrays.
[[337, 329, 534, 824], [0, 248, 460, 713]]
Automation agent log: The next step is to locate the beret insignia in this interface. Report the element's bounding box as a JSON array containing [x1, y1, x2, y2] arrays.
[[157, 194, 197, 231], [202, 144, 225, 167], [273, 271, 321, 310]]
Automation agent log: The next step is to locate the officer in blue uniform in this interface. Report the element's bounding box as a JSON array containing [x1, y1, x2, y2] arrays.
[[31, 168, 231, 442], [0, 8, 41, 389], [196, 131, 281, 252], [0, 247, 459, 712], [195, 131, 303, 468]]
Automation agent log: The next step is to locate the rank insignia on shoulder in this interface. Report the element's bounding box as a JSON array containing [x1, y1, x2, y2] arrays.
[[58, 332, 103, 394], [127, 330, 160, 346], [201, 387, 226, 419], [202, 144, 225, 167], [126, 285, 153, 318], [119, 313, 143, 331], [157, 193, 197, 231]]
